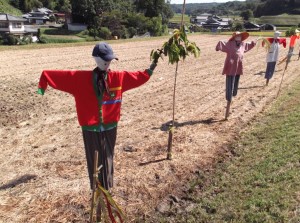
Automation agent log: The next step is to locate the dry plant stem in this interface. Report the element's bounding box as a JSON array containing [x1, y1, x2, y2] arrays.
[[90, 150, 99, 223]]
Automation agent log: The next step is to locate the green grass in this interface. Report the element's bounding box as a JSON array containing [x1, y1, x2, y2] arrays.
[[0, 0, 22, 16], [38, 28, 88, 43], [257, 13, 300, 26], [155, 80, 300, 222], [169, 13, 191, 25]]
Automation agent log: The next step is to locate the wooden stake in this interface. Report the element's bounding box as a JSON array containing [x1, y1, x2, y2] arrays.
[[90, 150, 99, 223], [225, 101, 231, 120], [276, 62, 288, 98], [266, 78, 269, 86], [167, 123, 173, 160]]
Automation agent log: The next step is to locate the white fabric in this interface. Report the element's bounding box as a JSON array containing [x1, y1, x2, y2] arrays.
[[266, 40, 280, 62], [274, 31, 281, 38], [93, 56, 111, 71]]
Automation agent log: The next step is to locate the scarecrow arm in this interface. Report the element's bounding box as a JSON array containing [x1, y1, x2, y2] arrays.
[[37, 70, 77, 95], [215, 41, 228, 52], [281, 38, 287, 48], [244, 41, 256, 53], [118, 70, 151, 92], [149, 62, 157, 71]]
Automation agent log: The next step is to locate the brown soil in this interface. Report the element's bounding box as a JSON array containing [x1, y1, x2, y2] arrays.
[[0, 35, 299, 222]]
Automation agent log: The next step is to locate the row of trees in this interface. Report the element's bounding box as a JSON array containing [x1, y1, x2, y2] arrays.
[[10, 0, 71, 13], [72, 0, 174, 38], [172, 0, 300, 18], [9, 0, 174, 39]]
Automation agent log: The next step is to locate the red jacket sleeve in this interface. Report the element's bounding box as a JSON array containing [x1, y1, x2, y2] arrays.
[[120, 70, 151, 92], [37, 70, 77, 95], [280, 38, 287, 48]]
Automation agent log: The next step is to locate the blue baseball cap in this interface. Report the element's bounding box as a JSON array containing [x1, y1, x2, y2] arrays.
[[92, 42, 118, 61]]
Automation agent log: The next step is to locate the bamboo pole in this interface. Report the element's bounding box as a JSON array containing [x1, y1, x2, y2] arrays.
[[90, 150, 99, 223], [167, 0, 186, 160], [276, 62, 288, 98], [225, 101, 231, 120]]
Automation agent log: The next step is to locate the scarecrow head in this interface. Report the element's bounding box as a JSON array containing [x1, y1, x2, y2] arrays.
[[229, 31, 249, 43], [92, 42, 118, 71], [274, 31, 281, 39]]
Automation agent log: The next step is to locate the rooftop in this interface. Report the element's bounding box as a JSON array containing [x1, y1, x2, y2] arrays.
[[0, 13, 27, 22]]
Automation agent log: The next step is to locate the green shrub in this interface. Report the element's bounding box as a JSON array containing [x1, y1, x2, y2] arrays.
[[111, 25, 127, 39], [146, 16, 163, 36], [190, 25, 210, 32], [127, 27, 137, 38], [39, 36, 48, 44], [21, 35, 33, 44], [98, 27, 112, 40], [4, 35, 19, 45], [231, 21, 245, 31], [285, 26, 298, 37]]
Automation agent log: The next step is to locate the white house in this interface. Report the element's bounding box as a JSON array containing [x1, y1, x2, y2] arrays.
[[22, 8, 53, 25], [0, 13, 27, 36]]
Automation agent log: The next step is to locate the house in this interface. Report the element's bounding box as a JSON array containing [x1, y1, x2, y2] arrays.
[[244, 22, 261, 32], [0, 13, 27, 36], [190, 13, 231, 30], [23, 8, 53, 25], [260, 24, 276, 31], [190, 13, 211, 25]]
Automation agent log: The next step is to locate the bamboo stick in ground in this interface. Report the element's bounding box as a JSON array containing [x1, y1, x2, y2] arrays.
[[225, 100, 231, 120], [90, 150, 99, 223], [276, 62, 288, 98], [167, 123, 173, 160]]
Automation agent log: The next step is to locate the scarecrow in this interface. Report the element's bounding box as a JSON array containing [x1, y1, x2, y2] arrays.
[[37, 42, 158, 191], [287, 28, 300, 63], [216, 31, 256, 120], [279, 28, 300, 65], [263, 31, 287, 86]]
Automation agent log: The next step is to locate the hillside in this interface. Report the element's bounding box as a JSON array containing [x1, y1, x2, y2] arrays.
[[171, 0, 300, 17], [0, 0, 22, 15]]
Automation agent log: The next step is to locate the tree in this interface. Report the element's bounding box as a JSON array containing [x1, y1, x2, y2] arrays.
[[135, 0, 173, 24], [240, 9, 253, 21], [289, 0, 296, 7]]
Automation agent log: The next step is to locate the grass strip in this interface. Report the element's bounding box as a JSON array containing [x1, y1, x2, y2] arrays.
[[173, 81, 300, 222]]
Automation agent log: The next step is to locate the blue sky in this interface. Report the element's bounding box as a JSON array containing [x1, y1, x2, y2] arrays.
[[171, 0, 246, 4]]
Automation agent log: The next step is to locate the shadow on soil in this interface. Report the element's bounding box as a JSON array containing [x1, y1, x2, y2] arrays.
[[0, 174, 37, 190], [153, 118, 226, 132]]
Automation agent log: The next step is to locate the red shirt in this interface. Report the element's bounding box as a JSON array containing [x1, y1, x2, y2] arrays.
[[290, 35, 300, 47], [38, 69, 152, 130]]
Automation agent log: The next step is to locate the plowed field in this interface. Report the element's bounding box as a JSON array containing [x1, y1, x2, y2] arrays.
[[0, 34, 299, 222]]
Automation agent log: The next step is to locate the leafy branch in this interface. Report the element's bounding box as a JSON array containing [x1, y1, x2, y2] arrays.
[[150, 25, 200, 65]]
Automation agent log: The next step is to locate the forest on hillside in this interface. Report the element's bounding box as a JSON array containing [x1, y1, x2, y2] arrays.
[[3, 0, 174, 38], [171, 0, 300, 17]]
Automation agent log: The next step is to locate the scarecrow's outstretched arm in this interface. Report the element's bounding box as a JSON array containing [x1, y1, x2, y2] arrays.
[[37, 70, 77, 95], [216, 40, 228, 52]]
